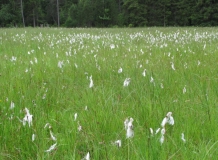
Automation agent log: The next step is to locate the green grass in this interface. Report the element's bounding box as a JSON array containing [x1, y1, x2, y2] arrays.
[[1, 27, 218, 159]]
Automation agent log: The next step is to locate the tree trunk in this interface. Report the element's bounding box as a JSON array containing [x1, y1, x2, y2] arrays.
[[164, 4, 166, 27], [118, 0, 121, 13], [57, 0, 60, 27], [21, 0, 25, 27], [33, 9, 36, 27]]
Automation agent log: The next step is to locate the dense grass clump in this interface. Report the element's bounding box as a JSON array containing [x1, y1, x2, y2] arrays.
[[1, 27, 218, 159]]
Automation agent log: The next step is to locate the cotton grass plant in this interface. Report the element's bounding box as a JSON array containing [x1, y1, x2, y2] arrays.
[[1, 27, 218, 159]]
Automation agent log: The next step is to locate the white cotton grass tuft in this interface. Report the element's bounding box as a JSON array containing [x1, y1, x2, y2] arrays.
[[113, 140, 122, 148], [50, 130, 57, 141], [74, 113, 78, 121], [75, 63, 78, 68], [44, 123, 52, 129], [150, 76, 154, 83], [161, 112, 174, 128], [158, 112, 175, 145], [23, 108, 33, 127], [181, 133, 186, 142], [78, 122, 82, 131], [32, 134, 36, 142], [155, 128, 161, 135], [161, 117, 168, 128], [44, 123, 57, 142], [110, 44, 115, 49], [159, 137, 164, 145], [78, 125, 82, 132], [84, 106, 88, 110], [34, 57, 38, 64], [10, 101, 15, 109], [124, 118, 129, 130], [183, 86, 186, 94], [160, 83, 164, 89], [118, 67, 122, 73], [123, 78, 131, 87], [45, 143, 57, 152], [142, 69, 146, 77], [150, 128, 154, 136], [167, 113, 174, 125], [89, 75, 94, 88], [11, 56, 17, 62], [85, 72, 88, 79], [125, 117, 134, 139], [161, 128, 165, 135], [203, 43, 206, 50], [58, 61, 64, 68], [160, 128, 165, 145], [82, 152, 90, 160], [171, 62, 176, 70]]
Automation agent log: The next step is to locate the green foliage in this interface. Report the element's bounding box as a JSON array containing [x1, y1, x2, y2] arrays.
[[1, 0, 218, 27], [65, 4, 78, 27], [65, 17, 77, 27], [123, 0, 147, 27], [0, 4, 14, 26], [99, 9, 110, 20], [117, 13, 126, 27], [81, 0, 95, 27]]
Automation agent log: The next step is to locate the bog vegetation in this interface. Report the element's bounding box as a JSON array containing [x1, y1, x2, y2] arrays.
[[1, 27, 218, 159]]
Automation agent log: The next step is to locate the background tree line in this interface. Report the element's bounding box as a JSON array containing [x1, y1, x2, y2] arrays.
[[0, 0, 218, 27]]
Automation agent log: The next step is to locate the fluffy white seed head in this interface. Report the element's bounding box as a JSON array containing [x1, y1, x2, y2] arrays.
[[89, 75, 94, 88], [118, 67, 122, 73], [123, 78, 131, 87], [150, 128, 154, 136], [82, 152, 90, 160], [161, 112, 174, 127], [126, 117, 134, 138], [45, 143, 57, 152], [113, 140, 122, 147]]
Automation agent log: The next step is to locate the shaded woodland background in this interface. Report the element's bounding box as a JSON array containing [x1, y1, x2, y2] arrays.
[[0, 0, 218, 27]]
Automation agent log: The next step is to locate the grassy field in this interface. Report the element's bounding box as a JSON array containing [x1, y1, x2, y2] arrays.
[[1, 27, 218, 159]]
